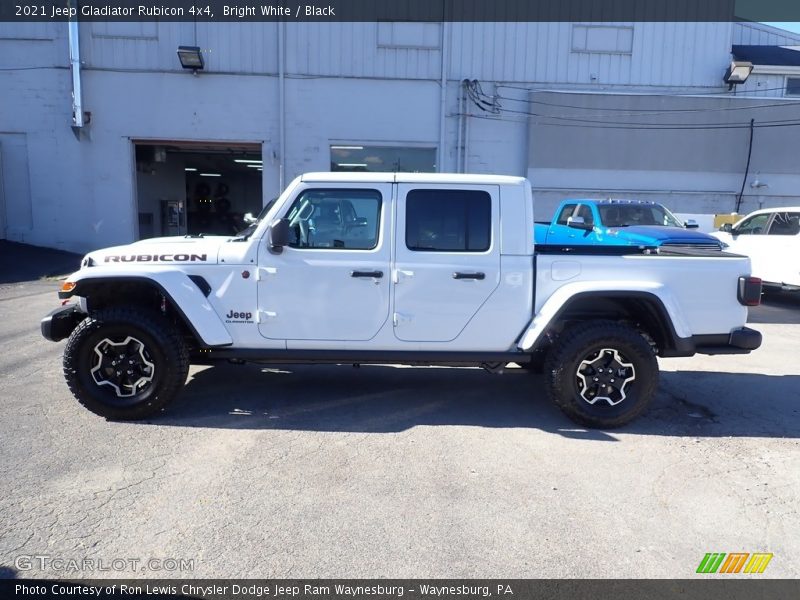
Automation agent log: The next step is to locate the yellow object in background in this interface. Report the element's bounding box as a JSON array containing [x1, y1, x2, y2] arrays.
[[713, 213, 740, 229]]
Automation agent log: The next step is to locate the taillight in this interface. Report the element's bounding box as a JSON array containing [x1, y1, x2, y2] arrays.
[[738, 276, 762, 306]]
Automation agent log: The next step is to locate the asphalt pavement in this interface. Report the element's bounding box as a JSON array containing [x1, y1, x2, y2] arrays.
[[0, 243, 798, 579]]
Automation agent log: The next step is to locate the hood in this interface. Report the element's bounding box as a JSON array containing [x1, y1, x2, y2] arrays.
[[85, 235, 231, 267], [608, 226, 722, 246]]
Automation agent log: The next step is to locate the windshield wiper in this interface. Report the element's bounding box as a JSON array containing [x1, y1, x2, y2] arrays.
[[232, 223, 258, 241]]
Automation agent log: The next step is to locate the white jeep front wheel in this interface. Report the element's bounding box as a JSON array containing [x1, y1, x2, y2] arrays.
[[63, 307, 189, 420]]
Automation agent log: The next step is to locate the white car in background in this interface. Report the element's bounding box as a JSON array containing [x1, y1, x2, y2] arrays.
[[712, 207, 800, 291]]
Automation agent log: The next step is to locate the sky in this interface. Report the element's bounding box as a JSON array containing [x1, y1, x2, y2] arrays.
[[760, 22, 800, 35]]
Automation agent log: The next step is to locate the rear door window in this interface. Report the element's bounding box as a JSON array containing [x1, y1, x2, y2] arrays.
[[405, 189, 491, 252], [766, 212, 800, 236]]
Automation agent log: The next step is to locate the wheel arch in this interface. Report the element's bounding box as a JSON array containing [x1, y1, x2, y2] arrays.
[[518, 286, 691, 357], [62, 272, 232, 348]]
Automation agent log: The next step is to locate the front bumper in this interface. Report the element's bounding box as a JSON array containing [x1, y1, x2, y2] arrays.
[[41, 305, 85, 342]]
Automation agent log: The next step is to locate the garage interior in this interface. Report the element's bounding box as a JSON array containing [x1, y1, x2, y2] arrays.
[[134, 141, 263, 239]]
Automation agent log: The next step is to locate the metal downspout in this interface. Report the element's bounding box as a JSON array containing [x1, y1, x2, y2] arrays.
[[68, 17, 84, 130], [278, 22, 286, 192], [438, 20, 449, 172], [456, 83, 463, 173], [464, 81, 471, 173]]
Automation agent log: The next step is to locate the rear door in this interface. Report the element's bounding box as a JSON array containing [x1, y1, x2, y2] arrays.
[[393, 184, 500, 342]]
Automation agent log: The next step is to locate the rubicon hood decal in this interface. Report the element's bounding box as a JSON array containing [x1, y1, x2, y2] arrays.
[[104, 253, 207, 263], [88, 236, 230, 266]]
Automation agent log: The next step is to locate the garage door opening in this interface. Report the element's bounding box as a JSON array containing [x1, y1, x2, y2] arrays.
[[134, 141, 263, 239]]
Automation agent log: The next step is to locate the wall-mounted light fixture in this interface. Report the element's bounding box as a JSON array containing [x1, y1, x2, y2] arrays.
[[724, 61, 753, 90], [177, 46, 204, 73]]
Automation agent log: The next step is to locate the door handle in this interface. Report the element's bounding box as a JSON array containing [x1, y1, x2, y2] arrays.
[[351, 270, 384, 278], [453, 272, 485, 280]]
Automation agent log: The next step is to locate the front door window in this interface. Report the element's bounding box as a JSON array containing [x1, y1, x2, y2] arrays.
[[734, 214, 770, 235]]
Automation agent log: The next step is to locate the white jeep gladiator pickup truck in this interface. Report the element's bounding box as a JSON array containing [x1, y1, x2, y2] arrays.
[[42, 173, 763, 428]]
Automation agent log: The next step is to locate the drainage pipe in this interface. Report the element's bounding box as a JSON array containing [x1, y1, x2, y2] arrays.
[[68, 17, 84, 128], [438, 20, 449, 172], [278, 22, 286, 192]]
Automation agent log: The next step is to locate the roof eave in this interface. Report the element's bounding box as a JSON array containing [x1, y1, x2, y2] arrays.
[[751, 64, 800, 75]]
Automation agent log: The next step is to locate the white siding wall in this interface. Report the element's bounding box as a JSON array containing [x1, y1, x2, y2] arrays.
[[2, 21, 798, 252], [736, 73, 791, 97], [54, 21, 737, 88], [286, 22, 443, 79], [449, 22, 732, 89], [0, 22, 63, 70], [81, 22, 281, 74], [733, 22, 800, 46]]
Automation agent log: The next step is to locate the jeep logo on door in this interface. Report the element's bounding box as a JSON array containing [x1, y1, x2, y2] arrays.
[[226, 310, 254, 324]]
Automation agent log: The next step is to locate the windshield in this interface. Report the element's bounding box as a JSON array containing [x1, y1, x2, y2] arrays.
[[598, 203, 684, 228]]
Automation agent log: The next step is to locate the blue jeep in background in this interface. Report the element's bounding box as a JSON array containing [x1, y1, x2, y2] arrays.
[[534, 199, 724, 250]]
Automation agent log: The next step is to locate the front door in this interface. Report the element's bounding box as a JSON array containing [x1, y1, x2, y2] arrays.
[[721, 212, 772, 281], [758, 211, 800, 285], [393, 184, 501, 342], [257, 184, 391, 341]]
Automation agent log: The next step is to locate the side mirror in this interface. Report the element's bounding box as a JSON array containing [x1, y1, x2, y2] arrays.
[[567, 216, 593, 230], [243, 212, 257, 225], [684, 220, 699, 229], [268, 218, 291, 251], [719, 223, 733, 233]]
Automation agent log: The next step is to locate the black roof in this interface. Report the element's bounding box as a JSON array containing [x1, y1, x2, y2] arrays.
[[732, 45, 800, 67]]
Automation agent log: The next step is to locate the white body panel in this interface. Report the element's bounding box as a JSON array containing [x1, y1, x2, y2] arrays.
[[393, 183, 501, 342], [63, 267, 234, 347], [711, 207, 800, 288], [256, 182, 394, 342], [87, 236, 229, 265], [62, 173, 753, 356], [520, 254, 750, 351]]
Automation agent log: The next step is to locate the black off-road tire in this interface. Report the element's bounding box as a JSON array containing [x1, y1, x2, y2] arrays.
[[544, 320, 658, 428], [63, 307, 189, 420]]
